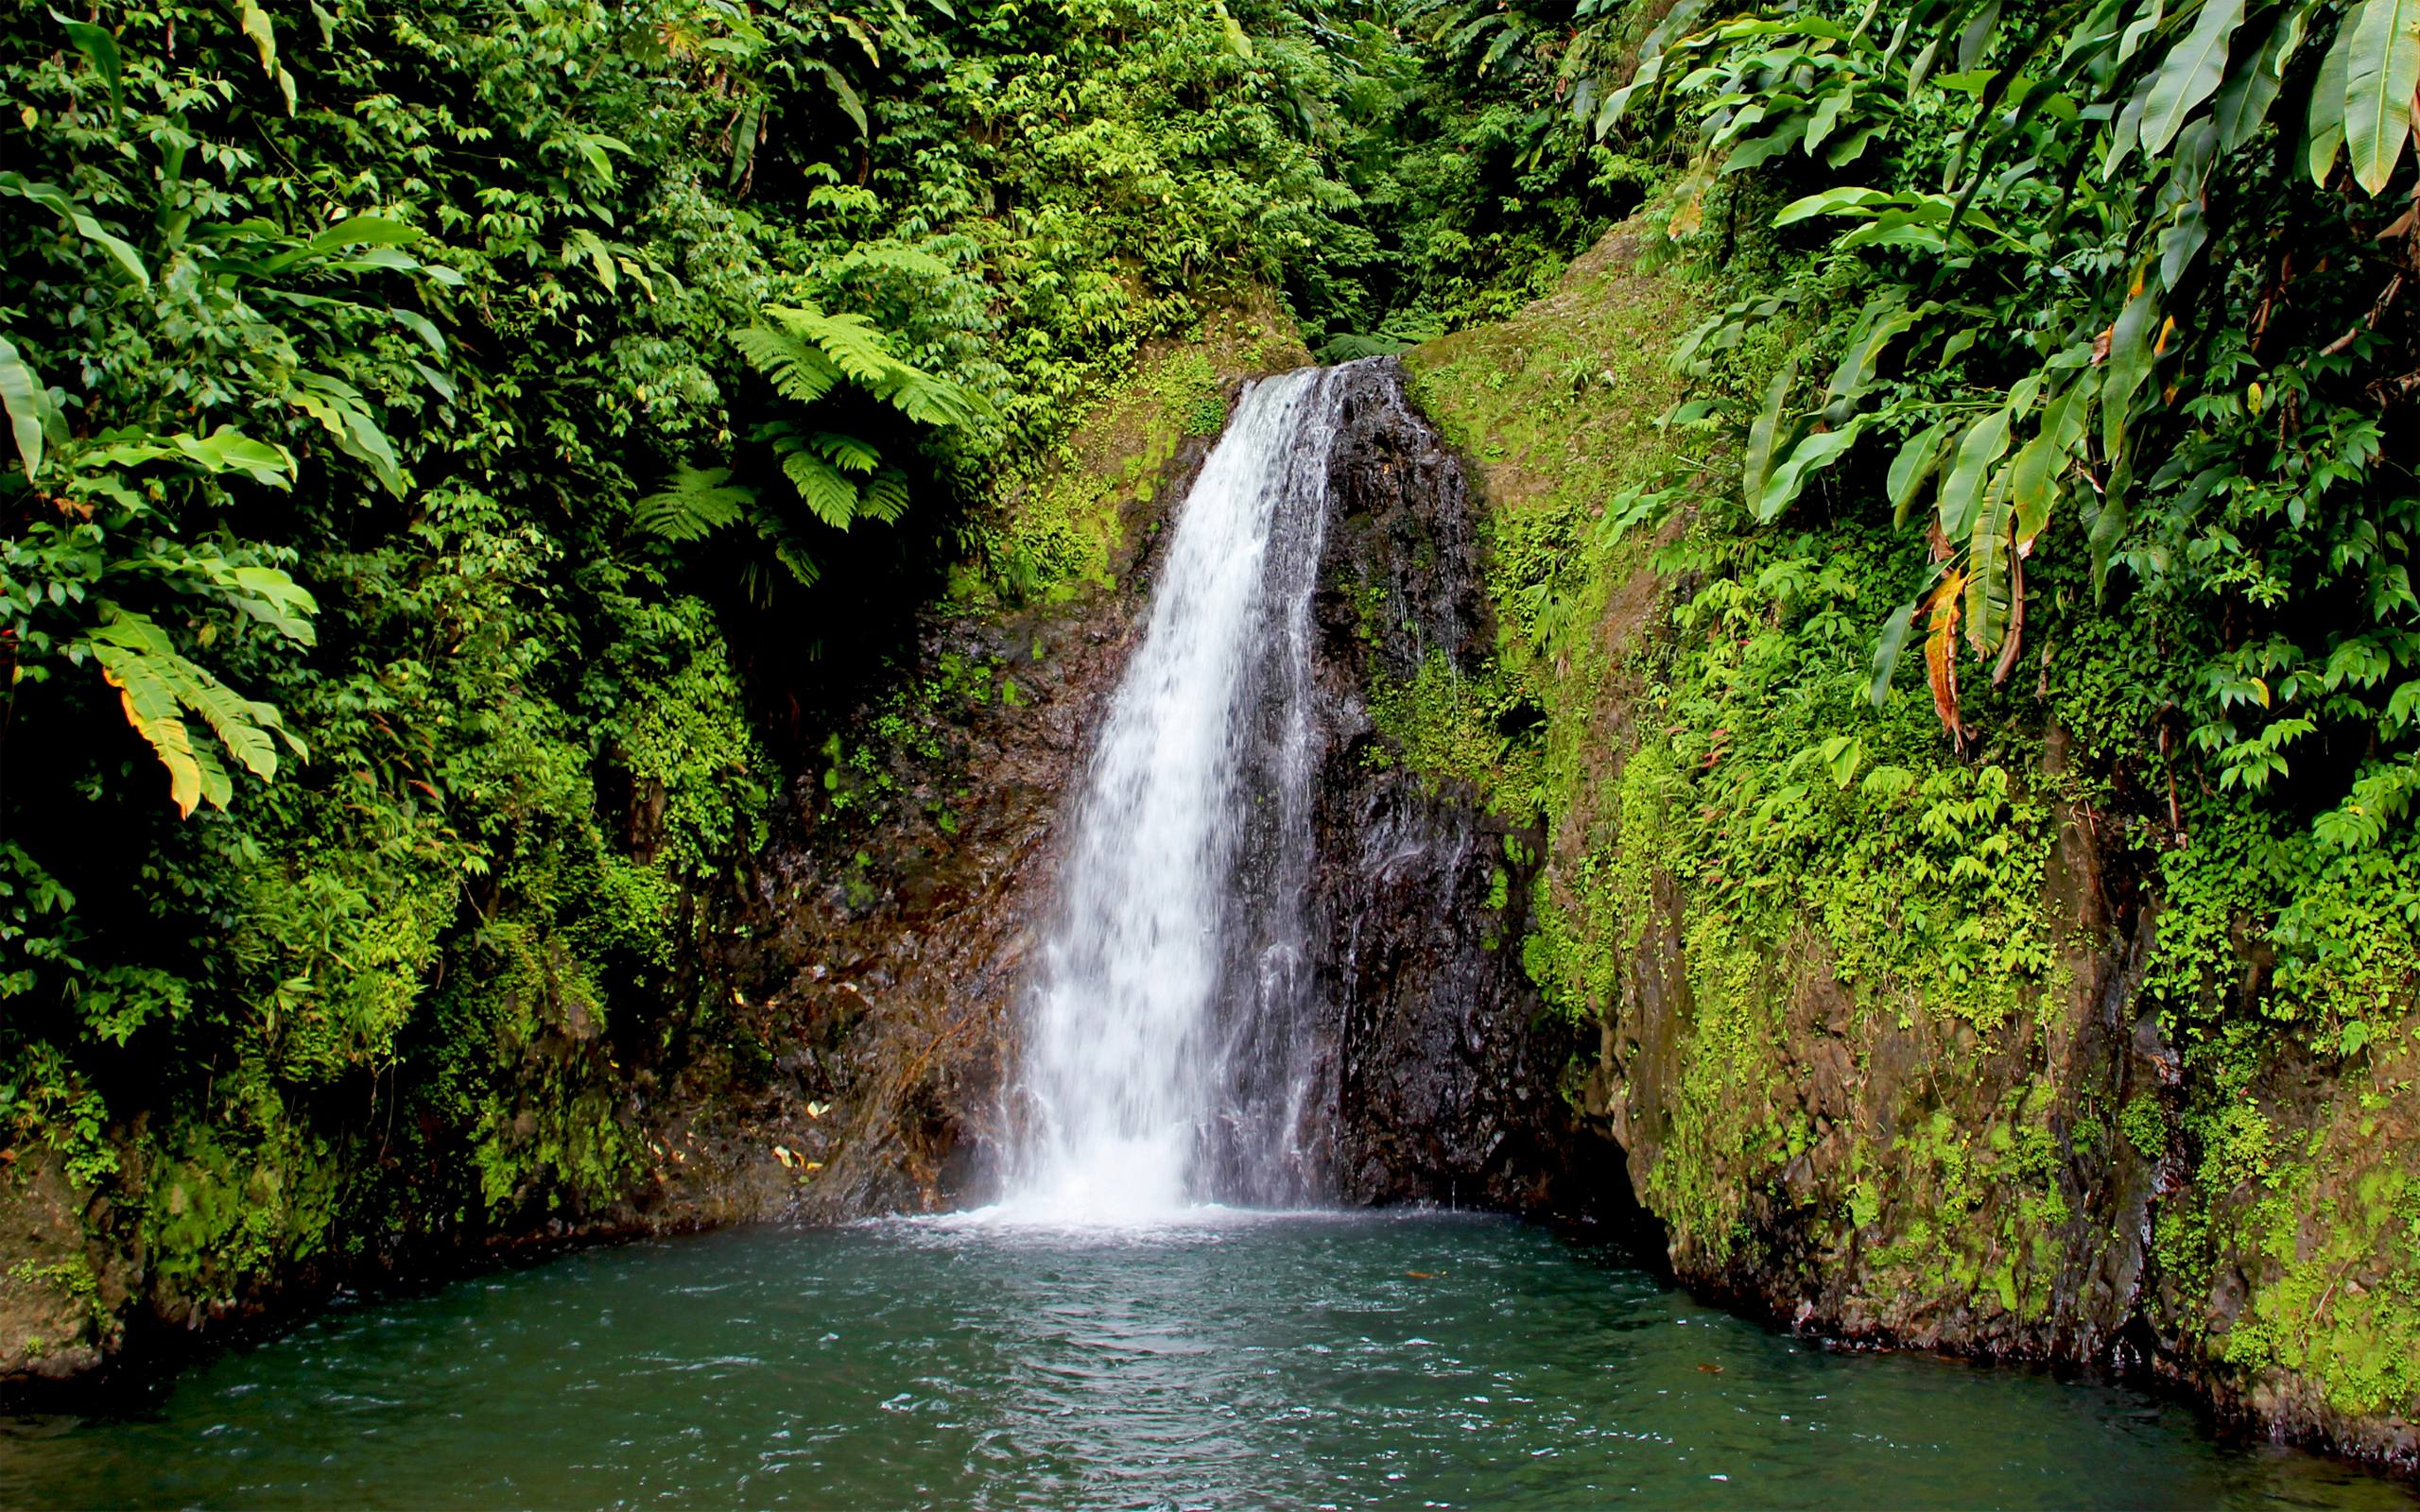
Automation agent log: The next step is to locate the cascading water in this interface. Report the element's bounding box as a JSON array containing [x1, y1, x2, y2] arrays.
[[1002, 365, 1352, 1219]]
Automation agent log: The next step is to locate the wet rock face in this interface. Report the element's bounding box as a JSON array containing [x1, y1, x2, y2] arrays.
[[701, 359, 1600, 1224], [1303, 361, 1599, 1213]]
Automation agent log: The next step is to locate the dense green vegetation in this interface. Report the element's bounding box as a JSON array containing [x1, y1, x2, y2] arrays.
[[1393, 0, 2419, 1430], [2, 0, 2414, 1435], [0, 0, 1637, 1327]]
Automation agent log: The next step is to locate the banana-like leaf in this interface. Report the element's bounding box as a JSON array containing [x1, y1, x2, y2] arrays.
[[2100, 284, 2161, 467], [2008, 372, 2096, 543], [1824, 300, 1923, 418], [263, 216, 422, 273], [1754, 421, 1865, 522], [1936, 405, 2014, 540], [2141, 0, 2247, 154], [1868, 573, 1942, 707], [820, 61, 870, 139], [2308, 15, 2353, 180], [1772, 184, 1895, 224], [1742, 362, 1799, 506], [1805, 87, 1856, 154], [0, 173, 149, 287], [48, 7, 123, 121], [1926, 569, 1970, 744], [0, 335, 47, 483], [1964, 466, 2016, 652], [1888, 420, 1952, 524], [2214, 2, 2311, 150], [2341, 0, 2420, 192]]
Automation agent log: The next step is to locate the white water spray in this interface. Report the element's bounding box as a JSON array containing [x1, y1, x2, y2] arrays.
[[1001, 366, 1351, 1220]]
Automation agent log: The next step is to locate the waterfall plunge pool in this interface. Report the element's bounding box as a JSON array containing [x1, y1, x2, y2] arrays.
[[4, 1211, 2408, 1510]]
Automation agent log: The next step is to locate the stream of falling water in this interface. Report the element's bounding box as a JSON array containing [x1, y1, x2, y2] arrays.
[[1001, 366, 1346, 1219]]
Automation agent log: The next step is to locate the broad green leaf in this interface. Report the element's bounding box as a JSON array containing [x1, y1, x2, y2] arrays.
[[2214, 2, 2311, 150], [2341, 0, 2420, 192], [263, 215, 423, 272], [0, 335, 46, 483], [1772, 185, 1894, 224], [1821, 734, 1865, 787], [1870, 592, 1922, 705], [2308, 15, 2352, 180], [48, 8, 123, 121], [820, 61, 870, 138], [227, 565, 320, 646], [1937, 406, 2014, 539], [2118, 0, 2169, 62], [1754, 421, 1864, 522], [289, 374, 404, 494], [0, 173, 150, 287], [1742, 363, 1799, 504], [172, 425, 298, 489], [237, 0, 278, 76], [1958, 0, 2004, 70], [2100, 284, 2161, 463], [1888, 420, 1952, 524], [2008, 373, 2096, 543], [2104, 74, 2156, 178], [2140, 0, 2246, 153], [389, 308, 446, 359], [1964, 466, 2015, 652], [1805, 87, 1855, 153], [1825, 302, 1923, 418]]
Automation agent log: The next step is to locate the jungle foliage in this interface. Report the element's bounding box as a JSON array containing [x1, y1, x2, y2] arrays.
[[1398, 0, 2416, 1413], [5, 0, 2413, 1378], [0, 0, 1631, 1308]]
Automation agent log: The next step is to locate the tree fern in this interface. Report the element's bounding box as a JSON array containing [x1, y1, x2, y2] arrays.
[[813, 431, 882, 475], [857, 468, 911, 524], [633, 463, 756, 542], [730, 324, 844, 405], [778, 443, 864, 529]]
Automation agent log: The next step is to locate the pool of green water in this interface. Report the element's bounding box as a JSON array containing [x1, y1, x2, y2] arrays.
[[1, 1211, 2409, 1509]]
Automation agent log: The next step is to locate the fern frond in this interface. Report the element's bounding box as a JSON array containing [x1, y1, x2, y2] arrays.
[[633, 463, 755, 541], [780, 447, 861, 527], [739, 303, 992, 468], [813, 432, 883, 475], [858, 467, 911, 524], [731, 325, 843, 404], [766, 305, 899, 387], [771, 541, 821, 587]]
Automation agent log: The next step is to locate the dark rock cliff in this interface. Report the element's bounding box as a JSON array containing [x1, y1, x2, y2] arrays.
[[1302, 362, 1599, 1212]]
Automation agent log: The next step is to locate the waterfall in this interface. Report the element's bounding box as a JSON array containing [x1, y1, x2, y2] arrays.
[[1001, 365, 1352, 1219]]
